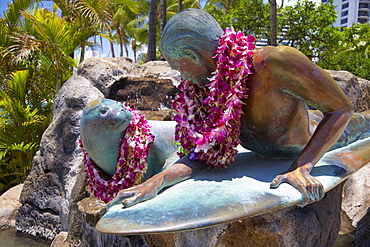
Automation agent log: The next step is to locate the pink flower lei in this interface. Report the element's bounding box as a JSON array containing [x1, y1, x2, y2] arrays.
[[173, 27, 255, 168], [79, 106, 154, 203]]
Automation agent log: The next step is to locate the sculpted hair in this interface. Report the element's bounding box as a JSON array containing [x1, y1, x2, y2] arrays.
[[160, 9, 224, 58]]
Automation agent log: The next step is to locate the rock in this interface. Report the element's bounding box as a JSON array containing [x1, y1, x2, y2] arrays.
[[341, 162, 370, 245], [139, 61, 181, 87], [0, 184, 23, 228], [77, 57, 139, 96], [358, 78, 370, 112], [77, 197, 107, 228], [140, 109, 176, 121], [342, 163, 370, 228], [144, 183, 343, 247], [15, 74, 104, 240], [108, 77, 179, 111], [354, 207, 370, 247], [326, 70, 361, 111], [50, 231, 71, 247], [77, 197, 146, 247]]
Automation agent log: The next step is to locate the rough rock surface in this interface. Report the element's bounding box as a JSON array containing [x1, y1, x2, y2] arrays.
[[340, 163, 370, 245], [108, 77, 179, 111], [358, 78, 370, 112], [354, 207, 370, 247], [15, 74, 104, 240], [326, 70, 361, 111], [0, 184, 23, 228], [144, 184, 343, 247], [14, 57, 370, 246], [139, 61, 181, 87], [342, 164, 370, 228], [326, 70, 370, 246]]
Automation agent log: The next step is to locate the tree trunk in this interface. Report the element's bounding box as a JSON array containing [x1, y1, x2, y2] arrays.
[[226, 0, 231, 14], [110, 41, 115, 58], [118, 28, 124, 57], [269, 0, 277, 46], [148, 0, 158, 61], [160, 0, 166, 35], [56, 66, 62, 92], [79, 45, 85, 64], [160, 0, 166, 60], [178, 0, 182, 13], [124, 41, 129, 58], [109, 32, 115, 58]]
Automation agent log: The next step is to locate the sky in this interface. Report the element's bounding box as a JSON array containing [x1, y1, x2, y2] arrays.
[[0, 0, 137, 61], [0, 0, 7, 13]]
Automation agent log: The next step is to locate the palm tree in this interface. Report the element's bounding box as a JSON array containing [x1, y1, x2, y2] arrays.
[[126, 16, 148, 62], [269, 0, 277, 46], [148, 0, 158, 61], [54, 0, 113, 63], [16, 8, 82, 91], [0, 0, 38, 85], [111, 0, 139, 57], [178, 0, 182, 12], [160, 0, 166, 35]]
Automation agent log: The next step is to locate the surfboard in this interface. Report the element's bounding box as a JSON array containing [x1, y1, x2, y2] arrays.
[[96, 137, 370, 235]]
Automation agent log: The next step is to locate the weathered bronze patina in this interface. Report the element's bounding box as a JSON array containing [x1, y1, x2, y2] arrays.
[[108, 9, 370, 208], [80, 9, 370, 235]]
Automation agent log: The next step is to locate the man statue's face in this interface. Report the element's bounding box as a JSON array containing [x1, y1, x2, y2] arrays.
[[164, 51, 212, 88]]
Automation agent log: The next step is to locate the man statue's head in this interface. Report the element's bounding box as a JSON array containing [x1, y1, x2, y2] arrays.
[[160, 9, 223, 87]]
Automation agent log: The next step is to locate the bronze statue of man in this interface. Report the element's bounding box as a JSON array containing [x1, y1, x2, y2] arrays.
[[109, 9, 369, 207]]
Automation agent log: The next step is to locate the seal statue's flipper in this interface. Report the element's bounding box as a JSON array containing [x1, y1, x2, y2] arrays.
[[96, 137, 370, 235]]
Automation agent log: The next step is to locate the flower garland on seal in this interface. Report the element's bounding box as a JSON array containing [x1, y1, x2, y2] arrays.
[[173, 27, 255, 168], [79, 106, 154, 203]]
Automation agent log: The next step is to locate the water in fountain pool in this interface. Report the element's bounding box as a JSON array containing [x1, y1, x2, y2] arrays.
[[0, 228, 50, 247]]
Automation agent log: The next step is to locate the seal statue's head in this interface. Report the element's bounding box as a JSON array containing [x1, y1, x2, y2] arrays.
[[80, 99, 132, 176], [160, 9, 223, 87]]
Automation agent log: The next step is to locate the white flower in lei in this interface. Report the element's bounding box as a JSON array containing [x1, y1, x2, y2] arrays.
[[80, 106, 154, 203], [173, 27, 255, 168]]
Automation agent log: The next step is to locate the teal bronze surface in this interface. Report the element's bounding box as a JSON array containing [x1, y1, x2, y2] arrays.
[[96, 137, 370, 235], [80, 99, 132, 176], [80, 98, 178, 178]]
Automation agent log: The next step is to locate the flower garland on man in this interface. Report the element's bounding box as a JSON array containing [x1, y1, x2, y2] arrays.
[[173, 27, 255, 168]]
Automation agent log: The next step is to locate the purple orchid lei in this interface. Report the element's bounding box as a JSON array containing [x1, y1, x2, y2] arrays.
[[79, 106, 154, 203], [173, 27, 255, 168]]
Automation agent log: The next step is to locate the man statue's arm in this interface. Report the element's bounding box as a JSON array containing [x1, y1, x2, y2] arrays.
[[268, 46, 354, 205], [108, 156, 207, 207]]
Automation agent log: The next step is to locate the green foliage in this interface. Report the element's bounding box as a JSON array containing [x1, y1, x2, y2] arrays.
[[214, 0, 272, 41], [280, 0, 341, 59], [214, 0, 340, 58], [0, 70, 51, 193], [0, 0, 110, 193], [211, 0, 369, 80], [317, 23, 370, 80]]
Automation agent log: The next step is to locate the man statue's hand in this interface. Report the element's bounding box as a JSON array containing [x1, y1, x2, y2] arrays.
[[108, 184, 158, 208], [270, 163, 325, 206]]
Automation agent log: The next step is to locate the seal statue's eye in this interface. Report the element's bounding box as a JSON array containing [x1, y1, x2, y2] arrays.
[[100, 106, 108, 115]]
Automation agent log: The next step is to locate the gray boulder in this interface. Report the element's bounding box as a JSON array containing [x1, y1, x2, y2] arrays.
[[0, 184, 23, 228], [15, 74, 103, 240]]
